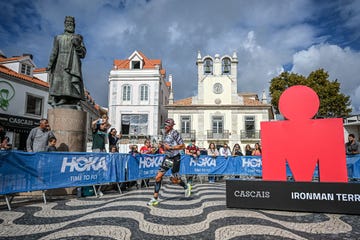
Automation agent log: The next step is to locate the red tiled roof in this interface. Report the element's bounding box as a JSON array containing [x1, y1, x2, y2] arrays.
[[238, 93, 265, 106], [114, 51, 163, 70], [171, 94, 267, 106], [0, 64, 48, 88], [0, 56, 24, 63], [34, 68, 46, 73], [173, 97, 193, 106], [243, 97, 263, 106], [114, 59, 129, 69]]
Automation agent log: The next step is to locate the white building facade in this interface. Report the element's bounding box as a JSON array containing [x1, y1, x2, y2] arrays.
[[108, 51, 170, 146], [0, 54, 51, 150], [167, 52, 274, 150]]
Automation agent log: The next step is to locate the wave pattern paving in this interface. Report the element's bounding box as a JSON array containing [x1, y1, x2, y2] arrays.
[[1, 181, 360, 239]]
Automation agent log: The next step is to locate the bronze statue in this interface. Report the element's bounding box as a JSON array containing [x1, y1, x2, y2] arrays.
[[47, 16, 86, 109]]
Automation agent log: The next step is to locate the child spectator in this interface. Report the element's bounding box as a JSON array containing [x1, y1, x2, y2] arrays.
[[47, 137, 57, 152]]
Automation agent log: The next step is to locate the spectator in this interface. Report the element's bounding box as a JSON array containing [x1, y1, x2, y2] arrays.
[[252, 143, 262, 156], [140, 139, 155, 154], [108, 128, 121, 152], [231, 143, 243, 179], [129, 144, 139, 156], [95, 114, 111, 132], [154, 141, 165, 154], [46, 136, 57, 152], [345, 134, 359, 155], [245, 144, 252, 156], [0, 136, 10, 150], [207, 142, 219, 183], [139, 140, 153, 187], [185, 138, 200, 184], [26, 119, 55, 152], [110, 145, 118, 153], [128, 144, 141, 188], [218, 143, 231, 181], [186, 139, 200, 158], [91, 118, 107, 152], [232, 143, 243, 156], [219, 143, 231, 157], [0, 124, 5, 141], [91, 118, 107, 197]]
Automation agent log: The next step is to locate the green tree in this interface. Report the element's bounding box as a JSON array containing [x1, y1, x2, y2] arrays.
[[269, 69, 352, 118]]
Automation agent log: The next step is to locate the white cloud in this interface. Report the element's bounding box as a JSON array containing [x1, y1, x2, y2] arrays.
[[291, 44, 360, 113]]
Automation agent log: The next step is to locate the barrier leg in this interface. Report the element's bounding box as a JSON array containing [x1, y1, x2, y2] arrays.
[[96, 185, 104, 197], [143, 179, 148, 188], [4, 195, 13, 211], [116, 183, 122, 194], [92, 185, 97, 197], [42, 190, 47, 205]]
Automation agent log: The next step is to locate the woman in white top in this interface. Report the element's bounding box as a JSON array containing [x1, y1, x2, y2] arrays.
[[219, 143, 231, 157]]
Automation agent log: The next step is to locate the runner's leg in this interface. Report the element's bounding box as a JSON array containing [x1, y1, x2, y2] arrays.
[[171, 155, 186, 188], [154, 171, 165, 199]]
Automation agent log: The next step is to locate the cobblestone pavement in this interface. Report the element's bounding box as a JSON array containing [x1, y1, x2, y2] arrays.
[[1, 181, 360, 240]]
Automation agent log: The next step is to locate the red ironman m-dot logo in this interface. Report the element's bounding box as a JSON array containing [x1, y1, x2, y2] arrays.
[[261, 85, 347, 182]]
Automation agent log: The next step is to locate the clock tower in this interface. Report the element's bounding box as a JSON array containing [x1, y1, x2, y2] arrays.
[[167, 50, 274, 150], [195, 51, 238, 105]]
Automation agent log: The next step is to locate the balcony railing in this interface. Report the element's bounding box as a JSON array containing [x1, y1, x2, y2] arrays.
[[119, 134, 151, 144], [180, 130, 196, 140], [207, 130, 230, 139], [240, 130, 260, 140]]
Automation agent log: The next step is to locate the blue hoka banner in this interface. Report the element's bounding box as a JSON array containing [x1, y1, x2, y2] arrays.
[[347, 155, 360, 179], [0, 151, 122, 195], [180, 155, 219, 175], [0, 151, 39, 195], [127, 154, 167, 181], [236, 156, 262, 176], [1, 151, 360, 195], [180, 155, 229, 175], [112, 153, 127, 182], [180, 155, 263, 176], [43, 152, 116, 188]]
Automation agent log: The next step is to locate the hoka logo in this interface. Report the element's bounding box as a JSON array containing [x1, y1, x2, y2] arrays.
[[190, 157, 216, 167], [242, 157, 262, 168], [139, 155, 164, 168], [61, 156, 107, 173]]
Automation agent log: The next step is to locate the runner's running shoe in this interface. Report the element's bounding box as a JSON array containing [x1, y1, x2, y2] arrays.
[[147, 198, 159, 206], [185, 183, 192, 197]]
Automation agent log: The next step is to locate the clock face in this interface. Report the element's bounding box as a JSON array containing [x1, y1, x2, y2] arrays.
[[213, 83, 223, 94]]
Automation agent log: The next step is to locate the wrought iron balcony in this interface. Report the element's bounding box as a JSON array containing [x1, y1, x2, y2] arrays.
[[181, 130, 196, 140], [207, 130, 230, 139], [240, 130, 260, 140]]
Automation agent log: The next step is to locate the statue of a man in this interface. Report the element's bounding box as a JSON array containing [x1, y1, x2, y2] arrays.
[[47, 16, 86, 109]]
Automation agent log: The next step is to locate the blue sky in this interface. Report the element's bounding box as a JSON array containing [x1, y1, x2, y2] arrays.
[[1, 0, 360, 114]]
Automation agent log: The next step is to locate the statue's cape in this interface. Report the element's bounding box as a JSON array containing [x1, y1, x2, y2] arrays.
[[64, 45, 82, 80]]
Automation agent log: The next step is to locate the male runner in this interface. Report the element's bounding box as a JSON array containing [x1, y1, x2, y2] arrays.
[[147, 118, 192, 206]]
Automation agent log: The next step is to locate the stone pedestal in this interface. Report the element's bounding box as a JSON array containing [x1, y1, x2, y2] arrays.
[[48, 108, 88, 152]]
